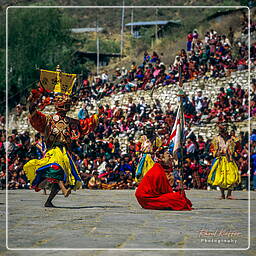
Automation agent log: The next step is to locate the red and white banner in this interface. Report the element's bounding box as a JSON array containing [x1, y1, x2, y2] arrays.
[[168, 105, 184, 158]]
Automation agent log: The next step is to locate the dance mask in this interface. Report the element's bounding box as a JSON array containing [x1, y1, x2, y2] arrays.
[[37, 65, 78, 113]]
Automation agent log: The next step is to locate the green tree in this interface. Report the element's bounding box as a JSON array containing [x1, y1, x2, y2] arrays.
[[0, 11, 6, 114], [6, 7, 75, 109]]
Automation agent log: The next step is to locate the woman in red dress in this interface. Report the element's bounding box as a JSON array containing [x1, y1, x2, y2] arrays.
[[135, 150, 192, 211]]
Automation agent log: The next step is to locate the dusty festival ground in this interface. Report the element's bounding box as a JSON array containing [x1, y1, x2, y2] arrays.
[[0, 189, 255, 256]]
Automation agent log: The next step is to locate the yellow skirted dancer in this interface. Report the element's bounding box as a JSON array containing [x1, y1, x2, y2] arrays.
[[135, 153, 155, 182], [24, 146, 82, 191], [135, 135, 162, 182], [24, 66, 102, 207], [207, 125, 241, 199], [208, 156, 240, 188]]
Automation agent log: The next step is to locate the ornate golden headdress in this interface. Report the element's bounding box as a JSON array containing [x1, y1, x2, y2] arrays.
[[39, 65, 77, 95]]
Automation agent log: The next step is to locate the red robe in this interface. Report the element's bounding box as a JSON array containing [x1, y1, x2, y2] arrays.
[[135, 163, 192, 210]]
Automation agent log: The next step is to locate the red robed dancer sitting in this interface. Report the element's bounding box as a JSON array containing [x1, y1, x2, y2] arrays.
[[135, 148, 192, 211]]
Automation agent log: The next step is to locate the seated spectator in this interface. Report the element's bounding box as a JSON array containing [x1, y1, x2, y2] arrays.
[[78, 103, 89, 120], [88, 171, 102, 189]]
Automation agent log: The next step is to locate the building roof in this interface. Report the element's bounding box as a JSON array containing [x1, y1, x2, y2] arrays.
[[125, 20, 181, 27], [74, 51, 124, 58], [71, 27, 104, 33]]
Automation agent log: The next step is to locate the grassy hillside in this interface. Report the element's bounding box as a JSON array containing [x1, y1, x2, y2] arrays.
[[1, 0, 244, 30], [1, 1, 252, 67], [1, 0, 255, 112]]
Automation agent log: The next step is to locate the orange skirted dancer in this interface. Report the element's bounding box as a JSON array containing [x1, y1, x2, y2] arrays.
[[135, 150, 192, 211]]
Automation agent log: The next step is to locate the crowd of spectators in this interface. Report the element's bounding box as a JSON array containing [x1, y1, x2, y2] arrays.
[[205, 83, 249, 123], [241, 11, 256, 36], [77, 25, 255, 128], [79, 80, 251, 128], [78, 23, 255, 107], [1, 21, 256, 192], [0, 92, 253, 191]]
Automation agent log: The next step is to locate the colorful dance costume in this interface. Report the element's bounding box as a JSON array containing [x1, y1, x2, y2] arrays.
[[23, 71, 99, 192], [135, 135, 162, 182], [207, 135, 241, 189]]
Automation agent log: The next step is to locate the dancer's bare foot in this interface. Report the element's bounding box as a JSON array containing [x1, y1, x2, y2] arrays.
[[64, 187, 71, 197], [217, 196, 225, 199], [58, 181, 71, 197], [44, 201, 55, 207], [226, 196, 237, 200]]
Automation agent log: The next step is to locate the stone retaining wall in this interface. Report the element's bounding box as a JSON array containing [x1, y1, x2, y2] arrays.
[[9, 69, 254, 147]]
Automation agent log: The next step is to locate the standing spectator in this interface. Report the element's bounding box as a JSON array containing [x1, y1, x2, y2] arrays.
[[101, 70, 109, 83], [150, 51, 159, 63], [192, 29, 199, 50], [121, 67, 128, 78], [251, 130, 256, 191], [186, 137, 196, 160], [228, 27, 234, 46], [137, 97, 147, 121], [126, 97, 137, 120], [187, 31, 193, 53], [193, 90, 204, 114]]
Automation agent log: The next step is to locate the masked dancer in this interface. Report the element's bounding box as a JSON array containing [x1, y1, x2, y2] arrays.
[[24, 67, 102, 207]]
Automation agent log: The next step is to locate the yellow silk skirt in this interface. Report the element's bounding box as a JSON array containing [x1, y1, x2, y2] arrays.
[[23, 146, 82, 190], [135, 154, 155, 183], [207, 156, 241, 189]]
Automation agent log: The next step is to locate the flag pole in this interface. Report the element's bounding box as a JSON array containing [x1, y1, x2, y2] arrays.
[[177, 64, 185, 192]]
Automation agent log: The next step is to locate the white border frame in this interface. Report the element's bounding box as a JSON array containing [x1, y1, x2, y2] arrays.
[[5, 5, 251, 251]]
